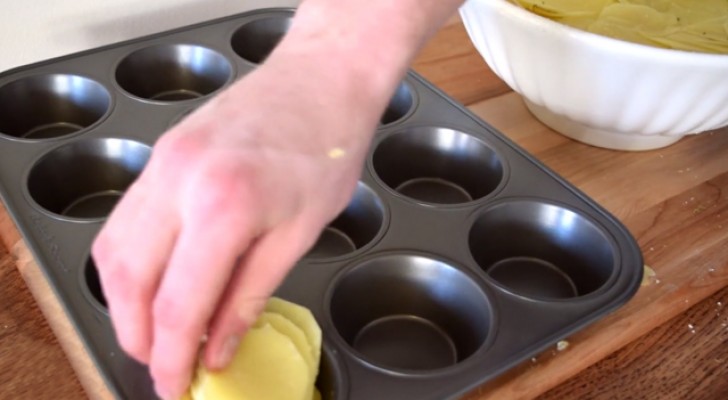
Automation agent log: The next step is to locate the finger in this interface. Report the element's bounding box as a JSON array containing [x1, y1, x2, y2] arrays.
[[203, 216, 321, 370], [93, 175, 179, 364], [148, 185, 258, 400], [93, 133, 196, 363]]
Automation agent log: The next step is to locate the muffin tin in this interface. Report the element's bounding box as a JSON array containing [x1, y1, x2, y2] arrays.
[[0, 7, 643, 400]]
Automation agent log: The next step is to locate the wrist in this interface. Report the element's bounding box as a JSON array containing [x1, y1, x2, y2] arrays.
[[270, 0, 463, 121], [270, 18, 404, 127], [219, 0, 465, 159]]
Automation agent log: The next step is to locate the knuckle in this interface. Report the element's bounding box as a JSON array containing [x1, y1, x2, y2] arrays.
[[190, 162, 256, 215], [154, 133, 203, 164], [152, 294, 199, 338], [102, 258, 132, 292], [97, 254, 151, 307]]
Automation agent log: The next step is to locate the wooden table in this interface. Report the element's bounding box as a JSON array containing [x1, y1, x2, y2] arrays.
[[2, 16, 727, 400]]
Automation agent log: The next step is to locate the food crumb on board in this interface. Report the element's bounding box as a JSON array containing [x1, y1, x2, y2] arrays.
[[688, 323, 697, 334], [556, 340, 570, 352]]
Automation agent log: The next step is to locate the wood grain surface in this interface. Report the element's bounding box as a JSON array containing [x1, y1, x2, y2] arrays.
[[1, 15, 727, 400], [0, 239, 85, 399]]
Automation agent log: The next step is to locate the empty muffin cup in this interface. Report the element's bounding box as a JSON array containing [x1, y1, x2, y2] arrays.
[[0, 74, 110, 139], [27, 138, 151, 218], [231, 12, 293, 64], [380, 82, 414, 126], [306, 182, 385, 259], [372, 127, 503, 205], [317, 345, 347, 400], [329, 254, 492, 372], [469, 200, 616, 300], [116, 44, 232, 101], [84, 256, 107, 309]]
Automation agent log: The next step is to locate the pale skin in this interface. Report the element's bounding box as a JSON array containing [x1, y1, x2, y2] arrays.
[[91, 0, 467, 398]]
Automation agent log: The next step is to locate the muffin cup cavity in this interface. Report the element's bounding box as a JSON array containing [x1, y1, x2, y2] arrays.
[[329, 254, 492, 372], [306, 182, 385, 259], [84, 256, 107, 309], [0, 7, 648, 398], [0, 74, 110, 139], [317, 345, 348, 400], [469, 200, 616, 300], [231, 13, 294, 64], [27, 138, 151, 219], [372, 127, 503, 205], [116, 44, 232, 101], [381, 82, 415, 126]]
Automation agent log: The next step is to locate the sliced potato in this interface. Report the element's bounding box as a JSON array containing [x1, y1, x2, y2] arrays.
[[265, 296, 322, 370], [189, 322, 311, 400], [256, 311, 316, 381], [514, 0, 728, 53], [185, 297, 323, 400]]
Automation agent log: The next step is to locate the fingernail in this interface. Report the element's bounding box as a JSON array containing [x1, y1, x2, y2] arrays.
[[216, 335, 240, 367]]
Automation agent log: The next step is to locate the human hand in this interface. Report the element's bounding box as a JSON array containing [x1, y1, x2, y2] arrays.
[[91, 46, 383, 399], [91, 0, 466, 396]]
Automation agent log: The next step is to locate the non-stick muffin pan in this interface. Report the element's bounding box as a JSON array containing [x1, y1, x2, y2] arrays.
[[0, 7, 643, 400]]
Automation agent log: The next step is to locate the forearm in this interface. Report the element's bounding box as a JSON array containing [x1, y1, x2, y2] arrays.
[[260, 0, 466, 146], [284, 0, 465, 93]]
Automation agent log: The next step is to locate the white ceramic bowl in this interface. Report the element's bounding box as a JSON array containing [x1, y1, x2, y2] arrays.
[[459, 0, 728, 151]]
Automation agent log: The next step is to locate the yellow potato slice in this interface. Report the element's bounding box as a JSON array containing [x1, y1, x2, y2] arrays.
[[514, 0, 728, 53], [188, 322, 311, 400], [256, 312, 316, 381], [184, 297, 324, 400], [265, 296, 322, 371]]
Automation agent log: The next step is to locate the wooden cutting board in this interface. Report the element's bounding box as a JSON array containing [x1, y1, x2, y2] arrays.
[[2, 15, 727, 400]]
